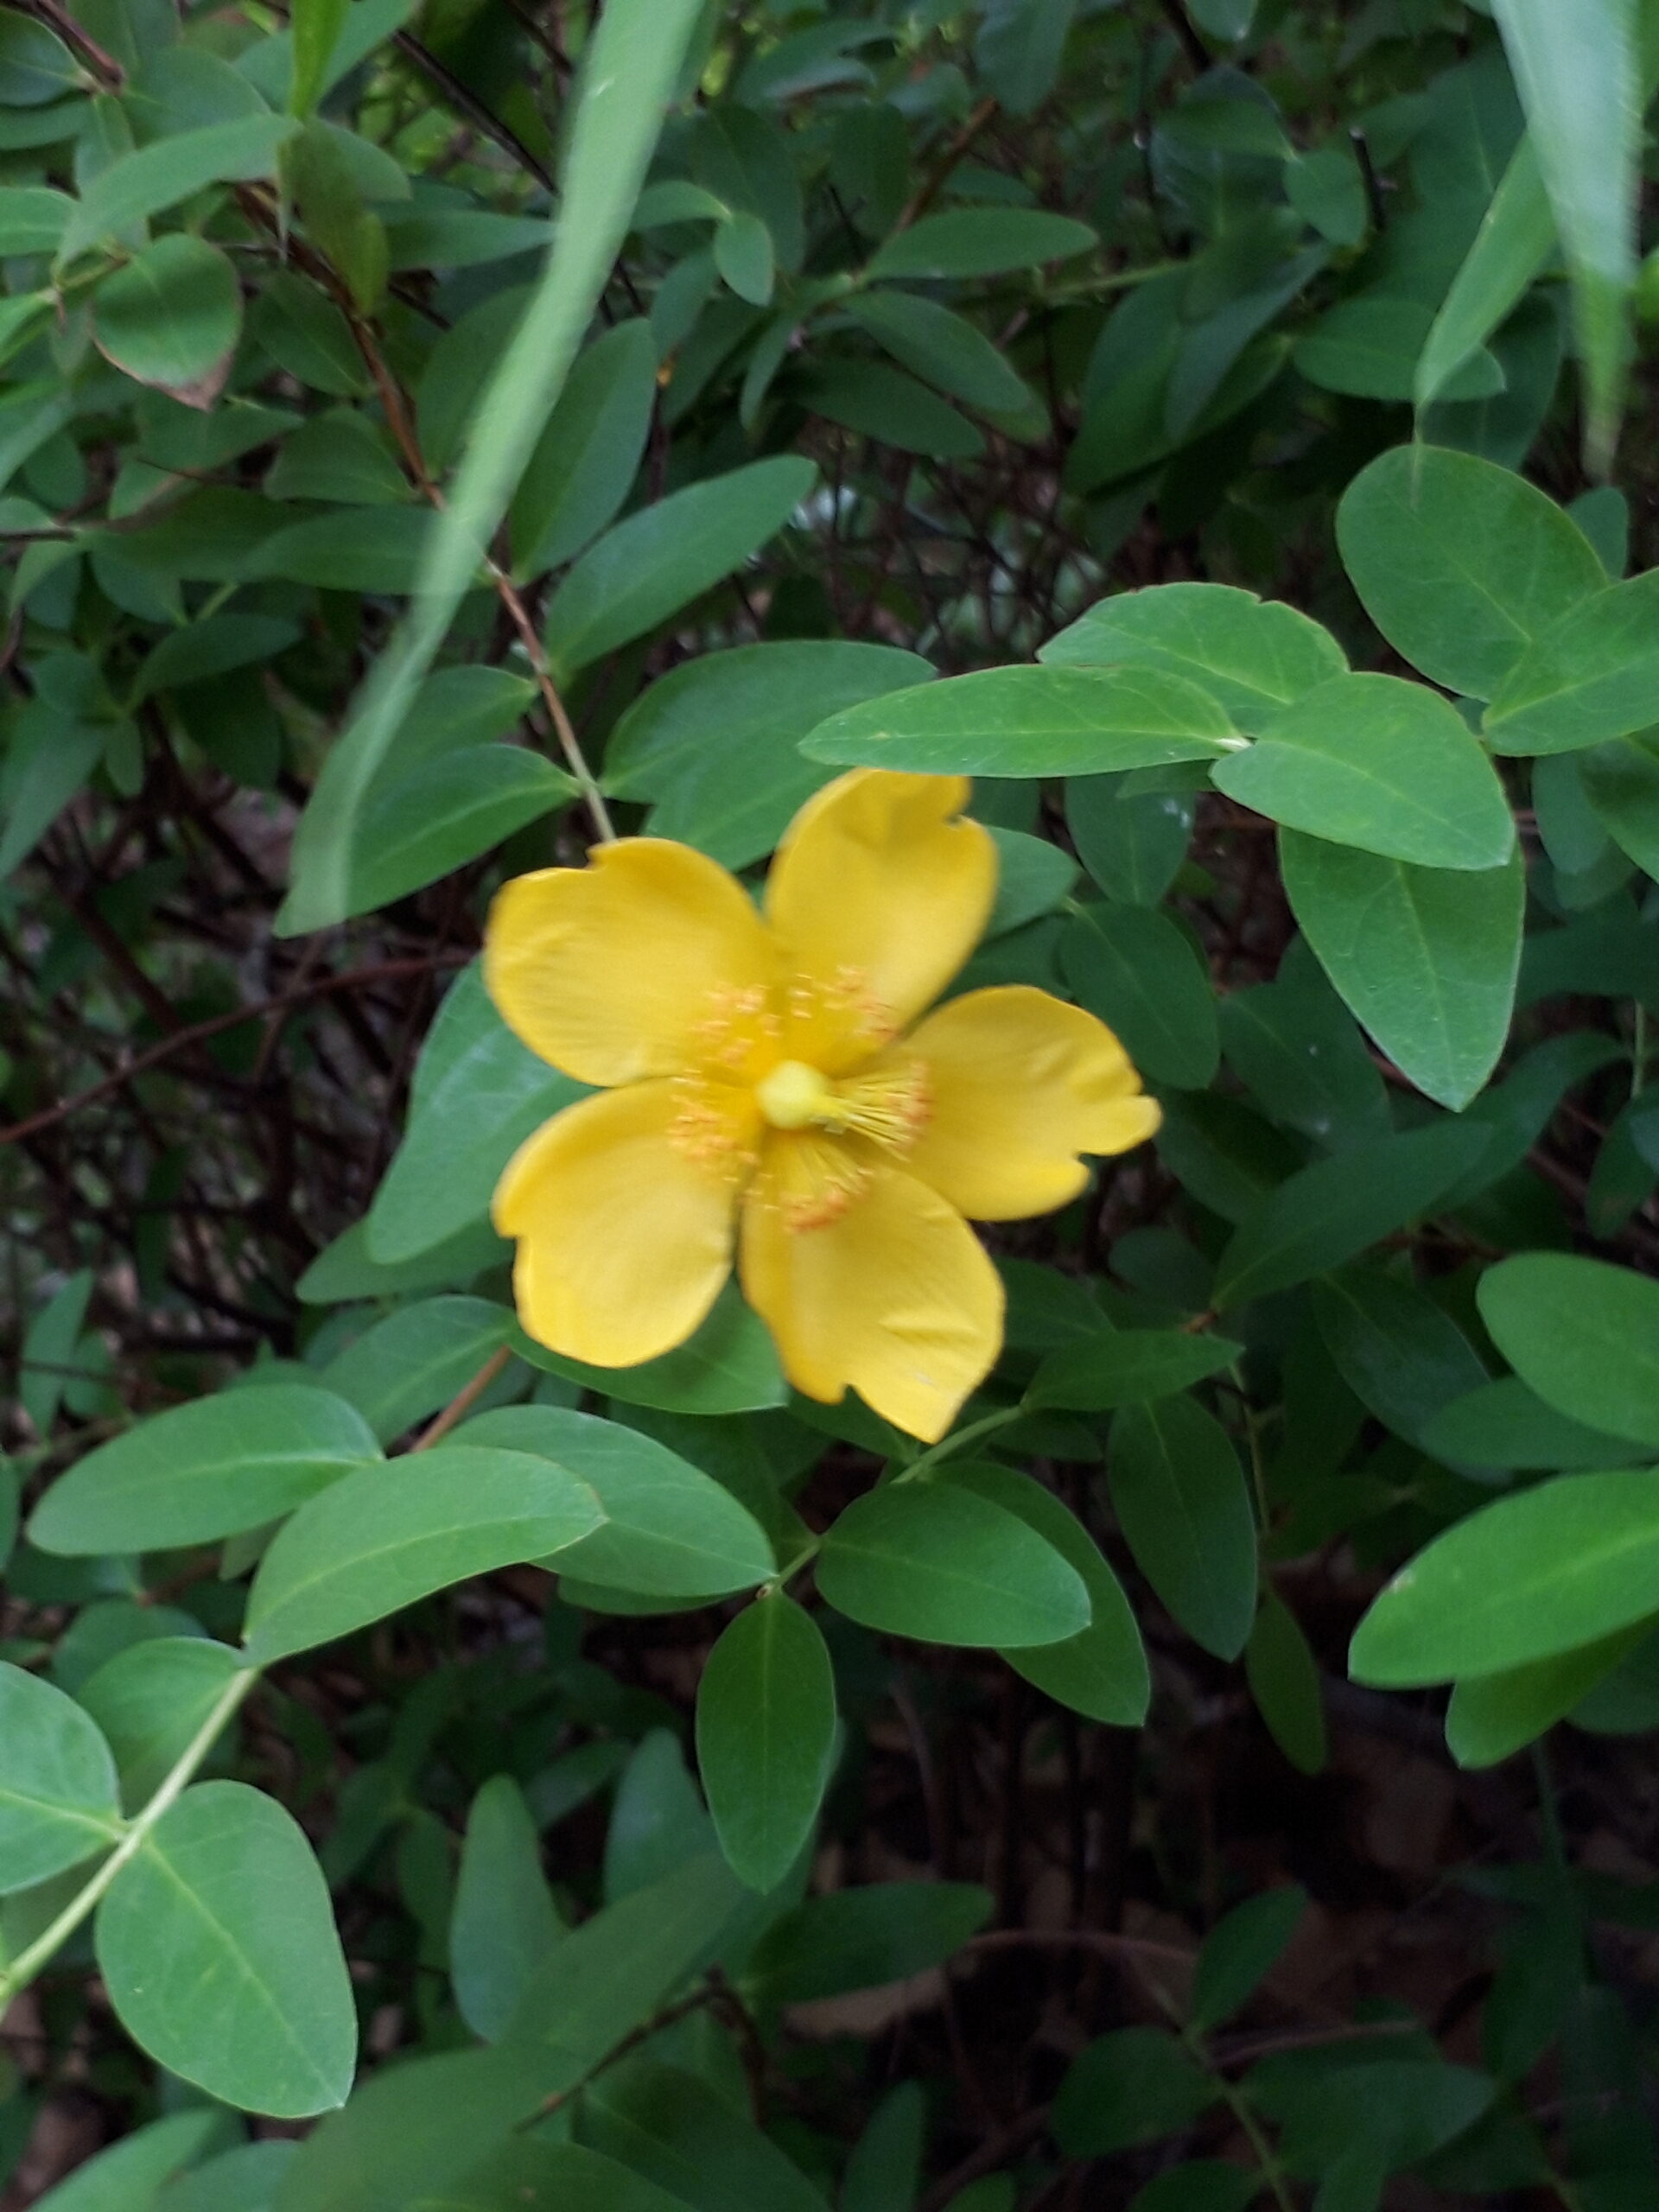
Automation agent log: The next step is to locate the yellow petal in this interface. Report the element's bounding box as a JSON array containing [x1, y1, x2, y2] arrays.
[[485, 840, 777, 1087], [740, 1157, 1003, 1443], [765, 771, 996, 1050], [901, 986, 1160, 1221], [494, 1080, 741, 1366]]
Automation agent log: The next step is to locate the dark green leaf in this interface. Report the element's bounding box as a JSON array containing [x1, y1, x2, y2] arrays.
[[866, 207, 1096, 280], [1477, 1252, 1659, 1447], [543, 456, 814, 680], [319, 1296, 512, 1444], [1109, 1397, 1258, 1660], [92, 234, 242, 401], [450, 1775, 563, 2041], [1246, 1592, 1327, 1776], [1052, 2028, 1216, 2156], [747, 1882, 990, 2003], [1060, 901, 1218, 1090], [60, 115, 301, 260], [1444, 1625, 1649, 1769], [846, 289, 1031, 412], [1214, 1122, 1492, 1309], [509, 318, 658, 581], [513, 1283, 785, 1417], [1192, 1884, 1308, 2031], [1065, 772, 1195, 906], [1485, 572, 1659, 755], [1030, 1327, 1243, 1411]]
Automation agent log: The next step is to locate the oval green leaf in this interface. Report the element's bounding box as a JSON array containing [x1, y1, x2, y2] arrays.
[[242, 1445, 603, 1663], [96, 1779, 355, 2117], [1108, 1397, 1257, 1661], [1041, 582, 1346, 726], [696, 1591, 836, 1892], [1477, 1251, 1659, 1448], [817, 1481, 1090, 1649], [0, 1662, 122, 1893], [29, 1382, 380, 1554]]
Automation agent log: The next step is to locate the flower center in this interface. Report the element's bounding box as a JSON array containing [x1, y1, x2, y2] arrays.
[[756, 1057, 931, 1148], [756, 1058, 834, 1129]]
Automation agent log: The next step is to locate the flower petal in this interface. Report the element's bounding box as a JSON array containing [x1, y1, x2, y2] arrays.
[[901, 986, 1160, 1220], [766, 771, 996, 1046], [494, 1081, 741, 1366], [486, 840, 777, 1086], [740, 1157, 1003, 1443]]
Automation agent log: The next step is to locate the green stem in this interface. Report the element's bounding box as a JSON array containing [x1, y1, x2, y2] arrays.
[[895, 1403, 1026, 1483], [0, 1667, 257, 2009], [1632, 1003, 1648, 1097]]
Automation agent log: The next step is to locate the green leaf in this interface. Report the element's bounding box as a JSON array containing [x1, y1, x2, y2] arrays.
[[79, 1637, 244, 1809], [1217, 957, 1391, 1147], [289, 0, 349, 116], [1485, 572, 1659, 755], [1108, 1397, 1258, 1661], [0, 1662, 122, 1893], [0, 9, 84, 104], [241, 1445, 602, 1663], [366, 962, 581, 1265], [1052, 2027, 1216, 2156], [1211, 675, 1515, 872], [319, 1296, 512, 1444], [1579, 734, 1659, 873], [264, 410, 409, 505], [802, 664, 1240, 778], [508, 318, 658, 580], [1281, 832, 1525, 1110], [279, 0, 704, 933], [345, 747, 574, 918], [0, 183, 72, 251], [845, 289, 1031, 412], [1297, 296, 1501, 402], [1350, 1468, 1659, 1685], [1125, 2165, 1261, 2212], [97, 1780, 355, 2117], [1477, 1251, 1659, 1447], [1030, 1327, 1243, 1412], [799, 359, 983, 460], [132, 613, 302, 702], [1060, 901, 1218, 1090], [1041, 582, 1346, 726], [1214, 1121, 1492, 1310], [842, 2085, 925, 2212], [604, 641, 933, 868], [60, 114, 301, 261], [513, 1282, 786, 1416], [866, 207, 1095, 280], [32, 2113, 224, 2212], [1444, 1624, 1649, 1769], [437, 2143, 693, 2212], [1416, 137, 1554, 410], [817, 1481, 1090, 1649], [1313, 1267, 1489, 1446], [450, 1775, 563, 2040], [1065, 773, 1194, 906], [580, 2059, 829, 2212], [1192, 1883, 1307, 2031], [461, 1405, 775, 1597], [747, 1882, 990, 2003], [297, 1217, 508, 1306], [29, 1383, 378, 1554], [542, 455, 815, 681], [92, 233, 242, 402], [948, 1462, 1149, 1726], [19, 1267, 92, 1435], [156, 2143, 296, 2212], [1335, 445, 1605, 699], [1490, 0, 1637, 472], [1246, 1591, 1328, 1776], [1420, 1375, 1639, 1472], [696, 1592, 836, 1892], [251, 505, 442, 593]]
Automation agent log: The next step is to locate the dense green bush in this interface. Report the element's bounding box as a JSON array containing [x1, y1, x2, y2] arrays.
[[6, 0, 1659, 2203]]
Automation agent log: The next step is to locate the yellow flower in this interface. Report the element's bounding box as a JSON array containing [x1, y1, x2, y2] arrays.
[[484, 770, 1160, 1443]]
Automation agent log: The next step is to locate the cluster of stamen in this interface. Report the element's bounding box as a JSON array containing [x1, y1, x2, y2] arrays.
[[667, 968, 931, 1230]]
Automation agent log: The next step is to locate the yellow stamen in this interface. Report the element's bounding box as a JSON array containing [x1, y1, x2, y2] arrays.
[[757, 1059, 835, 1129]]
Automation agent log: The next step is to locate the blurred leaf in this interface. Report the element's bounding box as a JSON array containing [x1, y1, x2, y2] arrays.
[[1417, 137, 1554, 410], [747, 1882, 990, 2003], [509, 318, 658, 581], [1192, 1883, 1308, 2031], [319, 1296, 512, 1444], [1030, 1328, 1242, 1411], [1061, 901, 1219, 1090], [513, 1283, 786, 1417], [1052, 2028, 1216, 2156], [868, 207, 1095, 280], [1490, 0, 1638, 470], [696, 1592, 836, 1892], [60, 114, 300, 260], [1445, 1626, 1648, 1768], [450, 1775, 563, 2041], [1246, 1592, 1328, 1776], [581, 2058, 828, 2212], [32, 2113, 223, 2212], [93, 233, 242, 404], [845, 289, 1031, 412], [289, 0, 348, 115]]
